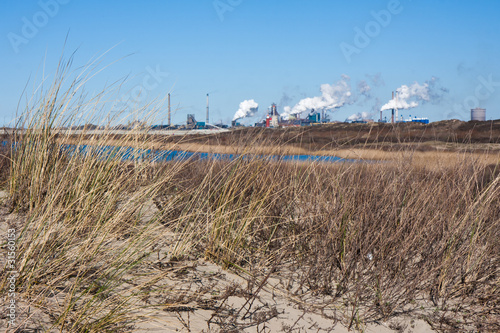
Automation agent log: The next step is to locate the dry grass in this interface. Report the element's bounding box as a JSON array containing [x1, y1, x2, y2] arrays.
[[0, 56, 184, 332], [330, 148, 500, 169], [1, 55, 498, 332], [152, 151, 499, 331]]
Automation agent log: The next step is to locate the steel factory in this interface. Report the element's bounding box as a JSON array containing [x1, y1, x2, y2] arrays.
[[153, 92, 492, 130]]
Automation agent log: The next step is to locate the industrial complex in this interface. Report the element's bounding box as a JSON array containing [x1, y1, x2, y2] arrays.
[[150, 92, 490, 130]]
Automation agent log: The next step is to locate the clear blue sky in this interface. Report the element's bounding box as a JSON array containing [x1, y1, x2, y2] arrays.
[[1, 0, 500, 125]]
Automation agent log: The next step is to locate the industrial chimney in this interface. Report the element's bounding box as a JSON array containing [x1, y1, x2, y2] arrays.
[[391, 91, 395, 124], [206, 93, 209, 125], [168, 93, 171, 127], [395, 91, 399, 122]]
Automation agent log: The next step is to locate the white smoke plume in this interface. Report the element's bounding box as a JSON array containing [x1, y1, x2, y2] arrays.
[[281, 106, 292, 120], [380, 79, 447, 111], [233, 99, 259, 120], [347, 111, 370, 122], [282, 75, 353, 119]]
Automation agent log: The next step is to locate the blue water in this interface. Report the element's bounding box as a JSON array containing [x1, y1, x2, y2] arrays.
[[1, 141, 355, 164]]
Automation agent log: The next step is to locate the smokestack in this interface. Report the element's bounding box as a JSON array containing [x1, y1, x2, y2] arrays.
[[206, 93, 209, 125], [168, 93, 171, 127], [395, 91, 399, 122], [391, 91, 395, 124]]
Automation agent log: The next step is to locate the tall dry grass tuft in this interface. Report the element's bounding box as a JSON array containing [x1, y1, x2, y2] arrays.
[[0, 56, 183, 331]]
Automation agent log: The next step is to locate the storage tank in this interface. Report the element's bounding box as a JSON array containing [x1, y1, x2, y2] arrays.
[[471, 108, 486, 121]]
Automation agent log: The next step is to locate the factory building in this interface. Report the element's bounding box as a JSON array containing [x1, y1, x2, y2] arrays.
[[308, 111, 321, 123], [403, 116, 429, 124], [256, 105, 325, 128], [270, 103, 279, 127], [187, 114, 197, 129]]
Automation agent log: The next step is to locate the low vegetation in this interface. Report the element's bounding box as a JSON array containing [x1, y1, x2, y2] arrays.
[[151, 153, 499, 331], [0, 59, 498, 332]]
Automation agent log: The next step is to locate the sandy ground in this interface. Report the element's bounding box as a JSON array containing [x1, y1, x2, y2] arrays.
[[131, 257, 436, 332], [0, 193, 438, 333], [128, 201, 437, 333]]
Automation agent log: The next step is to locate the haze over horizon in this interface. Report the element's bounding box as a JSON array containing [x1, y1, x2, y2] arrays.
[[1, 0, 499, 126]]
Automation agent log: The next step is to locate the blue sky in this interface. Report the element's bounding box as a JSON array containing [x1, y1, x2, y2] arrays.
[[1, 0, 500, 125]]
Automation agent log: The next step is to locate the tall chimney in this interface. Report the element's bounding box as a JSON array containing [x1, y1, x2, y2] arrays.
[[206, 93, 209, 125], [391, 91, 395, 124], [168, 93, 171, 127], [395, 91, 399, 122]]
